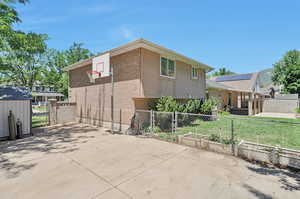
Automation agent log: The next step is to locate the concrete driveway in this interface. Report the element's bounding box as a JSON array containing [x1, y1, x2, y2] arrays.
[[0, 123, 299, 199]]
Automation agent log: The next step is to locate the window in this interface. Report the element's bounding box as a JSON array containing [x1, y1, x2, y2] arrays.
[[160, 57, 176, 78], [191, 67, 198, 79]]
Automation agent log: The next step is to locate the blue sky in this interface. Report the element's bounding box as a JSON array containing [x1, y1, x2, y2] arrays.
[[15, 0, 300, 73]]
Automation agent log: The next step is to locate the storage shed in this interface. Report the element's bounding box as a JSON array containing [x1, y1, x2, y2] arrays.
[[0, 86, 32, 139]]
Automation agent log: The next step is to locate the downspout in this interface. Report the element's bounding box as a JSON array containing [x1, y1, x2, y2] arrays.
[[139, 48, 142, 97]]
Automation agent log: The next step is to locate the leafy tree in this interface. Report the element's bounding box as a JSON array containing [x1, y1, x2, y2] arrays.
[[0, 0, 48, 89], [211, 67, 236, 77], [0, 32, 48, 89], [41, 43, 93, 97], [272, 50, 300, 95], [0, 0, 29, 50], [65, 42, 93, 64]]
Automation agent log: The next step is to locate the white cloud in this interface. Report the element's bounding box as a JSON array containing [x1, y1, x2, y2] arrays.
[[119, 26, 135, 40], [108, 25, 139, 42]]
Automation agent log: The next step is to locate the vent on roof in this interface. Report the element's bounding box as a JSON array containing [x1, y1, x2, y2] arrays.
[[215, 74, 252, 82]]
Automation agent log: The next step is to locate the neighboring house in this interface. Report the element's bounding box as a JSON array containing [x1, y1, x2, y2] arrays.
[[63, 38, 213, 129], [0, 86, 32, 139], [31, 84, 64, 105], [207, 73, 266, 115]]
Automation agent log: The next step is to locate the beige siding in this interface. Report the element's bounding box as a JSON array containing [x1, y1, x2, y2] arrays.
[[141, 48, 206, 99]]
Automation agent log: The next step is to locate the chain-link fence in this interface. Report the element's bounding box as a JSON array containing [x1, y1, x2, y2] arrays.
[[32, 105, 49, 128], [134, 110, 300, 151], [230, 116, 300, 150]]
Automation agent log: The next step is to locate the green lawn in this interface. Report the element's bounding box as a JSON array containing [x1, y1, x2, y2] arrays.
[[170, 115, 300, 150], [32, 106, 47, 112], [32, 115, 48, 128]]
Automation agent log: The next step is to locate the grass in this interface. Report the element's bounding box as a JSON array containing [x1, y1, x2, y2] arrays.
[[32, 115, 48, 128], [160, 115, 300, 150], [32, 106, 47, 112]]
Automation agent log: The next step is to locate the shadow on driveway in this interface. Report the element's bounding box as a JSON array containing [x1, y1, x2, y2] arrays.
[[0, 123, 99, 179], [247, 163, 300, 192]]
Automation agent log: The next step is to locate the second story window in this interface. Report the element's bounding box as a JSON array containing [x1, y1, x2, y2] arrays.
[[191, 67, 199, 79], [160, 57, 176, 78]]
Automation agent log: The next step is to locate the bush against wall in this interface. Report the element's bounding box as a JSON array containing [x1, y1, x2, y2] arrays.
[[147, 97, 219, 131], [149, 96, 218, 115], [200, 98, 219, 115], [155, 96, 180, 112]]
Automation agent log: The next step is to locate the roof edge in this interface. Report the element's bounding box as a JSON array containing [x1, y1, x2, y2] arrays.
[[63, 38, 214, 72]]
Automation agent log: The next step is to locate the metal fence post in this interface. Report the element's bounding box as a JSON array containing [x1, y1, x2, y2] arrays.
[[171, 112, 174, 134], [231, 119, 235, 154], [150, 110, 154, 134], [175, 111, 178, 134]]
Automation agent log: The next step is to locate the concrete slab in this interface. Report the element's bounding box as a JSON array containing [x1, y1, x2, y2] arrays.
[[0, 123, 299, 199], [255, 112, 297, 119], [94, 189, 130, 199], [0, 154, 112, 199]]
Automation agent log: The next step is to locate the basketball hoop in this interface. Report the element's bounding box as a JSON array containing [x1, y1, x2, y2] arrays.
[[86, 70, 101, 83]]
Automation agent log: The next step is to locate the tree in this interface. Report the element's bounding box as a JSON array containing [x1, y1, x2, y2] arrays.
[[41, 43, 93, 97], [0, 0, 29, 50], [211, 67, 236, 77], [272, 50, 300, 95], [65, 42, 93, 64], [0, 32, 48, 89], [0, 0, 48, 89]]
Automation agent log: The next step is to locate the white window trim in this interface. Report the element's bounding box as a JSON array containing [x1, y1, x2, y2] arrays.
[[191, 66, 198, 80], [160, 56, 176, 79]]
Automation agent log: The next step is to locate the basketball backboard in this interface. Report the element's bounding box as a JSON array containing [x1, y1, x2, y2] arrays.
[[92, 52, 110, 79]]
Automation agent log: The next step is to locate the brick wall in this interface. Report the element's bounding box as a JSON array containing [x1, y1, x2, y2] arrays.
[[69, 49, 142, 127], [68, 47, 207, 130]]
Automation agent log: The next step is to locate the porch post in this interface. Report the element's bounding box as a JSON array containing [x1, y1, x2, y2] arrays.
[[248, 93, 253, 115], [254, 94, 258, 115], [237, 92, 242, 108], [257, 95, 261, 113]]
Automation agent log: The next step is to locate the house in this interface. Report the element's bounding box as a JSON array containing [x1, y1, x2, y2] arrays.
[[207, 73, 266, 115], [31, 83, 64, 105], [0, 86, 32, 139], [63, 38, 213, 129]]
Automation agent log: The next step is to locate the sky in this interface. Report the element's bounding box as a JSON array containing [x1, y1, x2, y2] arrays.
[[14, 0, 300, 74]]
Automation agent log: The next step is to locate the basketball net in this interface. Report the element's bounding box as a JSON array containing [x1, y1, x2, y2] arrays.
[[86, 70, 101, 83]]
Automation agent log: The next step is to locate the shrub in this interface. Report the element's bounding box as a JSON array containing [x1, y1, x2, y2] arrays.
[[295, 108, 300, 114], [156, 96, 179, 112], [148, 96, 219, 115], [208, 133, 235, 144], [218, 110, 230, 116], [181, 99, 203, 113], [155, 113, 173, 131], [148, 99, 158, 111], [144, 126, 161, 133], [200, 98, 219, 115]]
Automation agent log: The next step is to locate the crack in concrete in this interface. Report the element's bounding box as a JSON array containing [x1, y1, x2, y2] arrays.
[[64, 155, 134, 199], [114, 148, 188, 187]]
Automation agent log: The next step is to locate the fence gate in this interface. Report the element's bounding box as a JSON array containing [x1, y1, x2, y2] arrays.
[[32, 104, 49, 128]]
